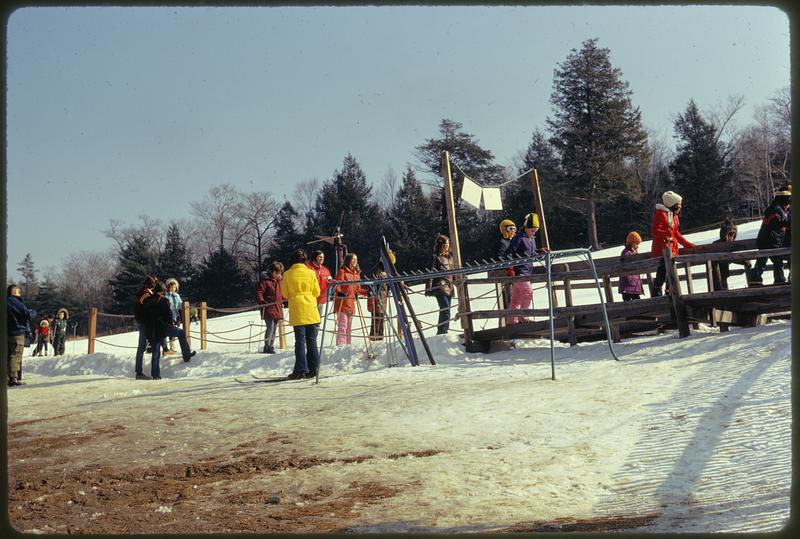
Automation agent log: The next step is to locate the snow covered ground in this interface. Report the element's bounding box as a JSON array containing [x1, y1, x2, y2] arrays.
[[6, 220, 792, 533]]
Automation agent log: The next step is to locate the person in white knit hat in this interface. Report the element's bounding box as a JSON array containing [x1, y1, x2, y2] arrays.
[[649, 190, 695, 296]]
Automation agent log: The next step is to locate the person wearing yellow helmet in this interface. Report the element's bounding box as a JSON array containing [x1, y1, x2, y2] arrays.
[[492, 219, 518, 311]]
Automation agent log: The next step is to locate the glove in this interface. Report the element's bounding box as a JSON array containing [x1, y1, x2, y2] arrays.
[[539, 247, 551, 253]]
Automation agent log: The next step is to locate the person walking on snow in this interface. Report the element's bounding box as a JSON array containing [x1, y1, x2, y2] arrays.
[[618, 231, 644, 301], [255, 262, 284, 354], [282, 249, 321, 379], [504, 212, 548, 325], [650, 191, 695, 296]]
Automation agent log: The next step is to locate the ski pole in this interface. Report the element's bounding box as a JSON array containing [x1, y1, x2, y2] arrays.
[[354, 293, 376, 360]]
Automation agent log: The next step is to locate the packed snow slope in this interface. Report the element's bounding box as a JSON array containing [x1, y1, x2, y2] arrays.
[[5, 220, 792, 533]]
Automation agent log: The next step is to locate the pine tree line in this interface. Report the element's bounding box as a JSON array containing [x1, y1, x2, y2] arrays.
[[12, 38, 790, 328]]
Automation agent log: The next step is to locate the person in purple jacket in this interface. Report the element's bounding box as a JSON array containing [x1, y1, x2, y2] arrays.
[[255, 261, 285, 354], [504, 213, 549, 325], [618, 231, 644, 301]]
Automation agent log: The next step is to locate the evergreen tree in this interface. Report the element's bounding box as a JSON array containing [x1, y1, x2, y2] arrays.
[[414, 119, 505, 262], [30, 276, 63, 320], [192, 248, 252, 311], [108, 233, 159, 314], [16, 253, 39, 299], [385, 167, 438, 271], [309, 154, 385, 271], [266, 201, 305, 269], [548, 38, 649, 249], [158, 223, 194, 286], [669, 100, 734, 228]]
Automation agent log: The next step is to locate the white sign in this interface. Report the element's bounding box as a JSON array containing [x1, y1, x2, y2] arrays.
[[460, 176, 483, 209], [482, 187, 503, 210]]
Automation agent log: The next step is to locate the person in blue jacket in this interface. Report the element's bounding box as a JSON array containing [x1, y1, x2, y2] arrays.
[[6, 284, 36, 386]]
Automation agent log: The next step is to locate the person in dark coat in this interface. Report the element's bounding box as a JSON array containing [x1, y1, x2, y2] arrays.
[[52, 308, 69, 356], [491, 219, 517, 311], [6, 284, 36, 386], [133, 275, 159, 380], [142, 282, 196, 379], [426, 234, 455, 334], [749, 186, 791, 285], [710, 219, 747, 291], [255, 261, 284, 354]]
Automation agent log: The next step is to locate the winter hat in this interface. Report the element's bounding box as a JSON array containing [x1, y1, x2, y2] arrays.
[[626, 231, 642, 245], [57, 308, 70, 319], [499, 219, 517, 239], [387, 249, 396, 266], [40, 319, 49, 328], [165, 277, 179, 291], [661, 191, 683, 208], [523, 212, 540, 229]]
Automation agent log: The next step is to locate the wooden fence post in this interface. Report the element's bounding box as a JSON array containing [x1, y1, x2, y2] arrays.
[[87, 307, 97, 354], [182, 301, 191, 348], [529, 169, 550, 250], [442, 150, 474, 345], [279, 318, 286, 350], [200, 302, 207, 350], [563, 263, 578, 346], [663, 248, 690, 338]]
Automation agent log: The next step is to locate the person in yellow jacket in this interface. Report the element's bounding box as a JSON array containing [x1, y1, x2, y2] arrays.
[[282, 249, 321, 379]]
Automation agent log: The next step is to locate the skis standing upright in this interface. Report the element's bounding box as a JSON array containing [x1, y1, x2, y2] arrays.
[[380, 237, 436, 366]]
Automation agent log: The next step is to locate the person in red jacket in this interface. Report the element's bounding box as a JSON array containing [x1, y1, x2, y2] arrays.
[[255, 262, 284, 354], [650, 190, 695, 296], [334, 253, 368, 345], [307, 250, 332, 317]]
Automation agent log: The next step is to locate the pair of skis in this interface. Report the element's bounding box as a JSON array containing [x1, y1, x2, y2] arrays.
[[379, 237, 436, 366]]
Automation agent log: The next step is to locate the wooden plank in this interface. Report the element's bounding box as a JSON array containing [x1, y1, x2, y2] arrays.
[[663, 248, 690, 338]]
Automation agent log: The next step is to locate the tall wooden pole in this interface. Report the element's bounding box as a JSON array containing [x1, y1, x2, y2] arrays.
[[529, 169, 550, 250], [200, 302, 208, 350], [87, 307, 97, 354], [182, 301, 191, 348], [441, 151, 474, 343]]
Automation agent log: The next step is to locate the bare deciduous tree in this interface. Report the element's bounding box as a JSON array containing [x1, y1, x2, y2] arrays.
[[375, 165, 399, 211], [190, 184, 246, 255], [237, 191, 280, 278], [103, 215, 165, 253]]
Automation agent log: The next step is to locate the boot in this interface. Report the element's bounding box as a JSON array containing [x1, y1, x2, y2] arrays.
[[262, 344, 270, 353]]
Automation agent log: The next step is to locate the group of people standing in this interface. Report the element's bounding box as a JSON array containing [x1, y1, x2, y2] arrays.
[[29, 308, 71, 357], [132, 275, 196, 380]]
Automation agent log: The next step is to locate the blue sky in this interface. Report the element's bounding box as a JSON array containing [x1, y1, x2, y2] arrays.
[[4, 5, 791, 277]]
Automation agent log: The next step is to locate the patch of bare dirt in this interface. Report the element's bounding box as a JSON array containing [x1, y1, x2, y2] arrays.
[[502, 513, 661, 532], [7, 423, 429, 533]]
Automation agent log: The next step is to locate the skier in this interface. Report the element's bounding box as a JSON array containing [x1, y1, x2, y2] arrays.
[[33, 319, 51, 356], [282, 249, 321, 379], [650, 191, 695, 296]]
